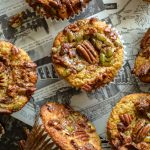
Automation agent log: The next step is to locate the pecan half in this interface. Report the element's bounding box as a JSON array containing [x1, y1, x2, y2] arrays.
[[0, 62, 5, 72], [135, 98, 150, 114], [48, 120, 62, 130], [81, 143, 96, 150], [132, 119, 146, 142], [52, 54, 65, 66], [0, 97, 12, 104], [141, 28, 150, 49], [136, 124, 150, 143], [85, 27, 97, 35], [64, 23, 79, 33], [81, 84, 92, 92], [77, 40, 98, 64], [0, 76, 6, 87], [136, 62, 150, 77], [119, 114, 133, 126], [70, 140, 79, 150], [117, 122, 127, 132], [74, 129, 89, 141], [23, 62, 37, 68], [137, 142, 149, 150], [7, 85, 19, 97], [111, 138, 121, 148], [11, 46, 20, 55], [141, 47, 150, 58], [118, 133, 132, 145]]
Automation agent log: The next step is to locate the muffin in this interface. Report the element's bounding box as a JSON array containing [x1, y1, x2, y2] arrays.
[[107, 93, 150, 150], [133, 28, 150, 83], [40, 102, 102, 150], [26, 0, 90, 20], [51, 18, 124, 91], [0, 41, 37, 113]]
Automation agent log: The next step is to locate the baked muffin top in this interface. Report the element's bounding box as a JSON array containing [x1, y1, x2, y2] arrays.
[[26, 0, 90, 19], [52, 18, 124, 91], [134, 28, 150, 83], [40, 102, 102, 150], [107, 93, 150, 150], [0, 41, 37, 113]]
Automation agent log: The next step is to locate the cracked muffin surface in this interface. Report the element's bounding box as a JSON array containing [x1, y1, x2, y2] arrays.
[[134, 28, 150, 83], [0, 41, 37, 113], [52, 18, 124, 91], [26, 0, 90, 19], [107, 93, 150, 150], [40, 102, 102, 150]]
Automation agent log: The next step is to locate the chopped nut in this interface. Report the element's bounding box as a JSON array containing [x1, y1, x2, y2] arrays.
[[77, 40, 98, 64], [60, 43, 73, 56], [119, 114, 133, 126]]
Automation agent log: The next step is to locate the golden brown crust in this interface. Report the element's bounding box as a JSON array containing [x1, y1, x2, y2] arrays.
[[0, 41, 37, 113], [40, 102, 102, 150], [134, 28, 150, 83], [26, 0, 90, 20], [51, 18, 124, 91], [107, 93, 150, 150]]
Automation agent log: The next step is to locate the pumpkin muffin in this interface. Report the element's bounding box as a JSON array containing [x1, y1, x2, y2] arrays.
[[0, 41, 37, 113], [107, 93, 150, 150], [133, 28, 150, 83], [51, 18, 124, 91], [40, 102, 102, 150], [26, 0, 90, 20]]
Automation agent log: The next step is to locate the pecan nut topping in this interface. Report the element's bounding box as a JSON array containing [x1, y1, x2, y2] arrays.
[[11, 46, 20, 55], [135, 98, 150, 114], [132, 119, 146, 142], [64, 23, 80, 33], [141, 28, 150, 49], [73, 129, 89, 141], [119, 114, 133, 126], [0, 62, 5, 72], [137, 142, 149, 150], [136, 62, 150, 77], [48, 120, 62, 130], [77, 40, 99, 64], [117, 122, 127, 132], [136, 124, 150, 143]]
